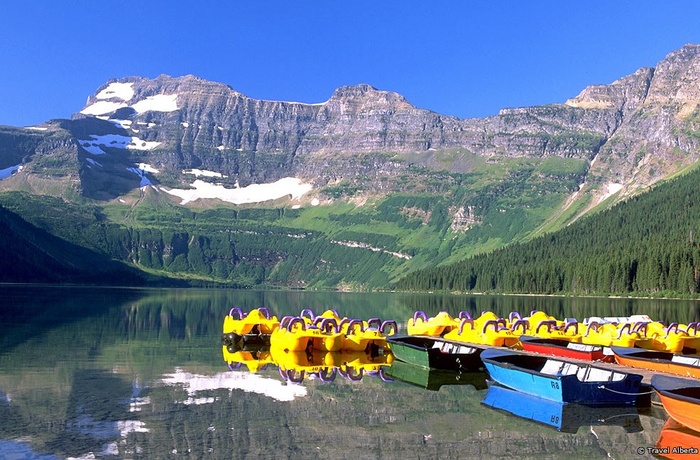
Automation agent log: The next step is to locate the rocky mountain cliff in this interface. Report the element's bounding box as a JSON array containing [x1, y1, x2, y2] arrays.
[[2, 44, 699, 204], [1, 44, 700, 288]]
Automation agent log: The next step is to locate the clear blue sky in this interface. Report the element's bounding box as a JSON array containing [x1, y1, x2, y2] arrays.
[[2, 1, 700, 127]]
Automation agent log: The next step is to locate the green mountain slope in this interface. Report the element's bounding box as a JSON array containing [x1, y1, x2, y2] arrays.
[[0, 154, 583, 290], [3, 46, 700, 290], [0, 203, 152, 285], [395, 165, 700, 296]]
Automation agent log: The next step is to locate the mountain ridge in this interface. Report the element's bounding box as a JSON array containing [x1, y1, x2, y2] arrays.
[[1, 44, 700, 289]]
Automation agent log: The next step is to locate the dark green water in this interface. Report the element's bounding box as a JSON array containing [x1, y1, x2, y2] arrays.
[[1, 285, 697, 459]]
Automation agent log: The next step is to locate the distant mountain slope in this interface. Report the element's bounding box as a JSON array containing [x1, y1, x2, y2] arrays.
[[395, 164, 700, 296], [1, 45, 700, 289], [0, 204, 150, 285]]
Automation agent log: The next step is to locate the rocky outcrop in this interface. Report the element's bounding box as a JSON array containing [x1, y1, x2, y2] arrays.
[[4, 44, 700, 205]]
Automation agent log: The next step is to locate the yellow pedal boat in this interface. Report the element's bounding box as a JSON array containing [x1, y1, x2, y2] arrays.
[[580, 321, 641, 348], [334, 317, 397, 352], [406, 310, 465, 336], [270, 316, 343, 352], [509, 311, 581, 342], [223, 307, 280, 336], [634, 321, 700, 353], [443, 311, 519, 347]]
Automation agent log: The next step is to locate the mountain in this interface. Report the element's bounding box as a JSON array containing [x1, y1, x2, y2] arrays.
[[0, 202, 153, 285], [1, 44, 700, 289], [396, 163, 700, 296]]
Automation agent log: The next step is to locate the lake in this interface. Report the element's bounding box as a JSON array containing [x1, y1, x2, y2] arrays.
[[1, 285, 698, 459]]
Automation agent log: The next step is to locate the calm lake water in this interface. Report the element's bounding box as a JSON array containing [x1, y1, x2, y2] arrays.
[[1, 285, 698, 459]]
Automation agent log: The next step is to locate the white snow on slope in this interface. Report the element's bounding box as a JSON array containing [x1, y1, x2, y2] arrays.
[[131, 94, 178, 113], [81, 90, 178, 116], [81, 100, 126, 116], [85, 158, 102, 168], [80, 134, 161, 153], [597, 182, 623, 203], [96, 82, 135, 101], [137, 163, 159, 173], [110, 119, 132, 129], [183, 168, 226, 178], [0, 164, 21, 180], [163, 177, 312, 205], [162, 368, 307, 402]]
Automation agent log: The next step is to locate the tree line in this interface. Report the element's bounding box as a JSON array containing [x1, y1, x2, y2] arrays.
[[395, 167, 700, 297]]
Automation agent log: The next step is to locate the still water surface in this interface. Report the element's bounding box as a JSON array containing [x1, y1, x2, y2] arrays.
[[1, 285, 698, 459]]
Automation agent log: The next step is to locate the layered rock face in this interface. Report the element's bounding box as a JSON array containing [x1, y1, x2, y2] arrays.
[[3, 44, 700, 202], [78, 74, 617, 160]]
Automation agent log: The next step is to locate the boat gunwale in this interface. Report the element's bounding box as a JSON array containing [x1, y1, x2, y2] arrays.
[[481, 348, 638, 384], [387, 335, 484, 354], [519, 335, 606, 359], [612, 346, 700, 368], [652, 374, 700, 406]]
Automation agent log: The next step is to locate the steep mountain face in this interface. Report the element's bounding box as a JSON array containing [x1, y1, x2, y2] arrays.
[[1, 44, 700, 288], [65, 75, 616, 193], [3, 44, 698, 202], [566, 46, 700, 202]]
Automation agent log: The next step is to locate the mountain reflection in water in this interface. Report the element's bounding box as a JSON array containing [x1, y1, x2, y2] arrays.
[[0, 286, 692, 458]]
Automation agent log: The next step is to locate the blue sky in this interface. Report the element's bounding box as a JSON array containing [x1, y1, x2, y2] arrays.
[[2, 1, 700, 127]]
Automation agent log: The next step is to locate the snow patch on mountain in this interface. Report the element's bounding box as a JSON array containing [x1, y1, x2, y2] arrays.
[[137, 163, 159, 174], [81, 91, 178, 116], [96, 82, 135, 101], [598, 182, 623, 203], [163, 177, 312, 205], [131, 94, 178, 113], [127, 167, 154, 187], [79, 134, 162, 154], [81, 101, 127, 116], [184, 169, 226, 178], [85, 158, 102, 168]]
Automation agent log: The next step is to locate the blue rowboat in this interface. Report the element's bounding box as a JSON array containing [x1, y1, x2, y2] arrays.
[[480, 348, 643, 405], [482, 384, 642, 433]]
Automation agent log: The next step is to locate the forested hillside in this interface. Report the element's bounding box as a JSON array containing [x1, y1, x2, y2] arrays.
[[395, 166, 700, 296], [0, 204, 153, 285]]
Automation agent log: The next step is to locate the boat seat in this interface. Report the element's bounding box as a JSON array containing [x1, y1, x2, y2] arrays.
[[576, 366, 625, 382], [541, 359, 578, 376], [671, 355, 700, 367], [565, 343, 597, 352]]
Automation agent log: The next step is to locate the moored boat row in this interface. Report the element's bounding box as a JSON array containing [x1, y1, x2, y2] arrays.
[[405, 309, 700, 352], [222, 306, 700, 427], [392, 308, 700, 411], [222, 307, 397, 353]]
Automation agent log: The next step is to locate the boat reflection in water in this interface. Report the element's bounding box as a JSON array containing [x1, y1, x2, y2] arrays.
[[222, 341, 393, 384], [385, 359, 488, 391], [481, 384, 642, 434], [654, 418, 700, 459]]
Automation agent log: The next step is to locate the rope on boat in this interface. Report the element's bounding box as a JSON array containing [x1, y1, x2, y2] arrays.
[[596, 385, 655, 395]]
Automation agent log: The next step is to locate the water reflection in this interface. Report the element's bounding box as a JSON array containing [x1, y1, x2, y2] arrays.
[[162, 368, 308, 402], [482, 384, 642, 433], [0, 286, 692, 458], [654, 418, 700, 459], [386, 360, 488, 391]]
